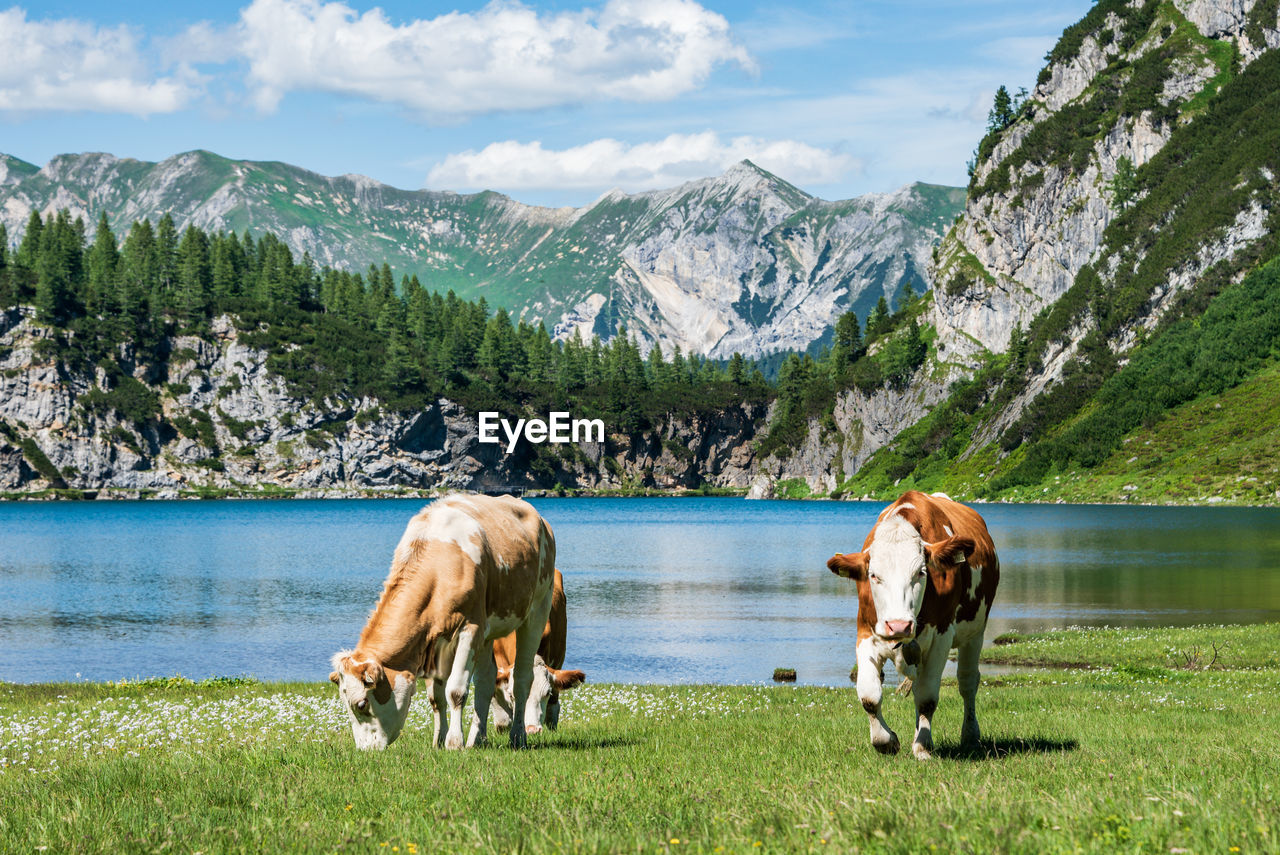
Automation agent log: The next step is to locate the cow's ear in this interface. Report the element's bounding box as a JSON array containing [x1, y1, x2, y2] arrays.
[[925, 536, 974, 597], [352, 660, 384, 687], [550, 668, 586, 691], [925, 535, 975, 568], [329, 671, 340, 685], [828, 551, 868, 581]]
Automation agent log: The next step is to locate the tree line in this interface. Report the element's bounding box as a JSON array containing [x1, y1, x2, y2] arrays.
[[0, 211, 777, 436]]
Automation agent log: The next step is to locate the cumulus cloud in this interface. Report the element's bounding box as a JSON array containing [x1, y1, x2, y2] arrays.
[[0, 7, 198, 115], [237, 0, 754, 116], [425, 132, 857, 192]]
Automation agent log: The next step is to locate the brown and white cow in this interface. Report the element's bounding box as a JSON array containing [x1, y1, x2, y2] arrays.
[[828, 491, 999, 760], [330, 493, 555, 751], [492, 568, 586, 734]]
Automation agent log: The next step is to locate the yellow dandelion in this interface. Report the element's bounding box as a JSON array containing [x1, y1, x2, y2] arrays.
[[670, 839, 680, 845], [344, 804, 353, 811]]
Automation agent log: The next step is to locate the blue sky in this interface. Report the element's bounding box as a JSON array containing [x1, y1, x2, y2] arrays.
[[1, 0, 1093, 206]]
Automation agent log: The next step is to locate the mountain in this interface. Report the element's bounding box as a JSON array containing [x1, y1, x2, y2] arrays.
[[747, 0, 1280, 505], [0, 151, 963, 358]]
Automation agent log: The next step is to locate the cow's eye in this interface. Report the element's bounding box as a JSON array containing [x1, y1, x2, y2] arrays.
[[869, 573, 881, 583]]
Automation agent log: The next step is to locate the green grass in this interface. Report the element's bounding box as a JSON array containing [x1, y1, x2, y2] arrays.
[[999, 360, 1280, 505], [841, 359, 1280, 507], [1, 625, 1277, 853]]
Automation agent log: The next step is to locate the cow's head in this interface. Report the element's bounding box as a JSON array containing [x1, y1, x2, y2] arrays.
[[828, 512, 974, 641], [329, 650, 417, 750], [495, 655, 586, 733]]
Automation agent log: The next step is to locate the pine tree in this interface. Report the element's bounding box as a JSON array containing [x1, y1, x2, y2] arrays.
[[987, 85, 1015, 133], [155, 214, 178, 311], [1108, 157, 1138, 211], [830, 310, 864, 374], [86, 211, 120, 317], [866, 296, 891, 337], [16, 211, 43, 270], [176, 225, 211, 323], [34, 212, 80, 324]]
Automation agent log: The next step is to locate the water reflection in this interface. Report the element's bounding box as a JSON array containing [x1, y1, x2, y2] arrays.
[[0, 498, 1277, 684]]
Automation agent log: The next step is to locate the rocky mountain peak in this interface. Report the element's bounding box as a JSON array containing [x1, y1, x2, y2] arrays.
[[0, 148, 961, 358]]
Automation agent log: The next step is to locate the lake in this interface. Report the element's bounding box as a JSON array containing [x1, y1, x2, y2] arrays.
[[1, 497, 1277, 685]]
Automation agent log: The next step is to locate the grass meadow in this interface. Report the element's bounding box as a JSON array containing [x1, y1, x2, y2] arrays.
[[1, 624, 1277, 853]]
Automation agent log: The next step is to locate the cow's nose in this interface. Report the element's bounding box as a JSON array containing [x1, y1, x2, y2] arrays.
[[525, 724, 542, 735], [885, 620, 914, 637]]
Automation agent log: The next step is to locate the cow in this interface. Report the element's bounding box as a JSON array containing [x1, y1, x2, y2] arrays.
[[827, 491, 999, 760], [329, 493, 555, 751], [491, 568, 586, 733]]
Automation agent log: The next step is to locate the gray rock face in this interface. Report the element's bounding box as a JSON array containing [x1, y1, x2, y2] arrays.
[[746, 360, 960, 497], [0, 314, 765, 497], [931, 0, 1273, 368]]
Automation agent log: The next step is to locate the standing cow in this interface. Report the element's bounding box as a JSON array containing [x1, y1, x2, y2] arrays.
[[330, 493, 555, 751], [492, 568, 586, 733], [828, 491, 999, 760]]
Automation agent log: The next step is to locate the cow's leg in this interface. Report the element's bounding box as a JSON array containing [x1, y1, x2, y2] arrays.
[[467, 642, 497, 747], [546, 688, 561, 730], [509, 590, 552, 749], [910, 631, 953, 761], [855, 638, 898, 755], [956, 635, 983, 748], [443, 623, 479, 750], [492, 679, 513, 731], [431, 679, 448, 748]]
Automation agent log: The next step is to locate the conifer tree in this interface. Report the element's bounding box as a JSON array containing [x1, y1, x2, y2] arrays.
[[86, 211, 120, 317], [16, 211, 43, 271], [155, 214, 178, 311]]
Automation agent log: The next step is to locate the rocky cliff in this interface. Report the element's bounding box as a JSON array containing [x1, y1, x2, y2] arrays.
[[0, 310, 765, 498], [933, 0, 1279, 368], [747, 0, 1280, 502], [0, 153, 962, 359]]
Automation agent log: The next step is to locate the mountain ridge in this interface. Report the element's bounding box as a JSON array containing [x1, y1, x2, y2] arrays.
[[0, 149, 963, 358]]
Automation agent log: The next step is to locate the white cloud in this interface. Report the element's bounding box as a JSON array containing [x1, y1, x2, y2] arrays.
[[0, 7, 198, 115], [426, 132, 857, 192], [236, 0, 753, 116]]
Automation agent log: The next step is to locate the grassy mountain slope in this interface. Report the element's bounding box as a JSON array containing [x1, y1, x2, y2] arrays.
[[832, 0, 1280, 504]]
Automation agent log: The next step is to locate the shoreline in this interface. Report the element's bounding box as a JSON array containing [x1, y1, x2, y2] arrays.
[[3, 484, 1278, 508]]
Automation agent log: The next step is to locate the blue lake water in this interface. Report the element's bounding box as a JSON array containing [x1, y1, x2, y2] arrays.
[[1, 497, 1278, 685]]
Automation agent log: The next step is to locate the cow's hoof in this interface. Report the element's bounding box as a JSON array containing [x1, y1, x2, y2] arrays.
[[444, 733, 464, 751], [493, 722, 510, 733], [872, 733, 900, 755], [912, 742, 933, 761], [509, 732, 529, 750]]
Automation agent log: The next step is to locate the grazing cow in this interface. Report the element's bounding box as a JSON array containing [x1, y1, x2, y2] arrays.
[[330, 493, 555, 751], [827, 491, 999, 760], [492, 569, 586, 733]]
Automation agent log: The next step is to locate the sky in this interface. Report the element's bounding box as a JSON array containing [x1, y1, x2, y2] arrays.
[[0, 0, 1094, 207]]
